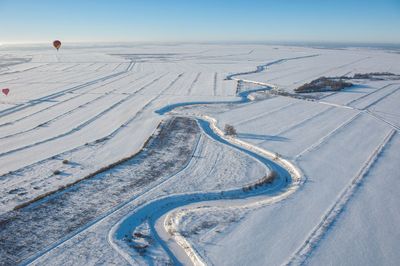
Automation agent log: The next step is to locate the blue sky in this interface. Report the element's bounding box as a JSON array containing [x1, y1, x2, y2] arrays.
[[1, 0, 399, 44]]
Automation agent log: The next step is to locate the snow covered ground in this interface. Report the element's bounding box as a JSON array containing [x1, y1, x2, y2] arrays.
[[0, 43, 399, 265]]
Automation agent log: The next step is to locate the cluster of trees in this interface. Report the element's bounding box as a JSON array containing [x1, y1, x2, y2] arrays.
[[296, 72, 399, 93], [295, 77, 353, 93], [351, 72, 398, 80]]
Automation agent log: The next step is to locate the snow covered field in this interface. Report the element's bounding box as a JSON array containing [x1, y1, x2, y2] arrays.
[[0, 43, 399, 265]]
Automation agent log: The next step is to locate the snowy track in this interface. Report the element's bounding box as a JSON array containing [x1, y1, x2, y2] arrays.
[[0, 72, 166, 157], [0, 70, 153, 128], [0, 73, 173, 174], [0, 68, 132, 117], [0, 72, 155, 139]]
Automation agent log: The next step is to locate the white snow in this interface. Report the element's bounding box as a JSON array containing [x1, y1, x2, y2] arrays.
[[0, 43, 399, 266]]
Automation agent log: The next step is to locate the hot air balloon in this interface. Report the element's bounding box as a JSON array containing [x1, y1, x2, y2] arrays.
[[53, 40, 62, 51], [2, 88, 10, 96]]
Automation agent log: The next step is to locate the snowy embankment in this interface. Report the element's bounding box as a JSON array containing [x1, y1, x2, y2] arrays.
[[160, 116, 302, 265], [109, 114, 302, 265]]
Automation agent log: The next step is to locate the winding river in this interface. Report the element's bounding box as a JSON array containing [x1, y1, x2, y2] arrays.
[[110, 113, 302, 265], [110, 56, 311, 265]]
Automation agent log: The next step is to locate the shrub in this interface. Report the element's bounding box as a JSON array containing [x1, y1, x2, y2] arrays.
[[353, 72, 395, 79], [134, 232, 145, 238], [224, 124, 237, 136], [62, 159, 69, 164], [242, 170, 277, 191], [53, 170, 61, 175]]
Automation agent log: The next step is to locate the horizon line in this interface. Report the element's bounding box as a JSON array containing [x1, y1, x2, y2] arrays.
[[2, 40, 400, 46]]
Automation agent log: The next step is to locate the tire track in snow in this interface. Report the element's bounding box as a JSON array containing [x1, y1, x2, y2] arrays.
[[137, 73, 184, 114], [1, 93, 154, 191], [286, 129, 396, 265], [59, 64, 81, 72], [213, 72, 218, 96], [126, 61, 136, 72], [344, 83, 400, 107], [362, 85, 400, 110], [234, 102, 297, 127], [276, 107, 334, 136], [258, 106, 334, 146], [94, 63, 108, 71], [21, 66, 98, 85], [0, 69, 148, 128], [365, 110, 400, 131], [0, 76, 20, 83], [0, 64, 134, 118], [0, 63, 50, 77], [187, 72, 201, 95], [112, 63, 123, 72], [0, 73, 168, 159], [0, 70, 126, 118], [314, 94, 399, 133], [294, 112, 362, 160], [0, 73, 182, 176], [0, 72, 154, 140]]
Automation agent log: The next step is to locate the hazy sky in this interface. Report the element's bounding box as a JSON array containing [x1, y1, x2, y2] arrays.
[[1, 0, 399, 44]]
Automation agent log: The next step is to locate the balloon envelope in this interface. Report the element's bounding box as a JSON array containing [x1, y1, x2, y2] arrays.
[[53, 40, 61, 50], [2, 88, 10, 96]]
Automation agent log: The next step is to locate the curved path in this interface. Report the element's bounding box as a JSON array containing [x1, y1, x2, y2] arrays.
[[109, 115, 302, 265], [107, 56, 319, 265]]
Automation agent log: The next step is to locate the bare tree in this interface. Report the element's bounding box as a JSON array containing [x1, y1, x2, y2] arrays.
[[224, 124, 237, 136]]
